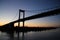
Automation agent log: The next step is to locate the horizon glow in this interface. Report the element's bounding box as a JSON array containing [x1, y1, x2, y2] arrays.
[[0, 0, 60, 27]]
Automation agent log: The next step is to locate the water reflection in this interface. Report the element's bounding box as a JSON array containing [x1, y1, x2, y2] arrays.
[[0, 28, 60, 40], [22, 32, 24, 40], [17, 31, 24, 40], [8, 31, 14, 40], [6, 31, 25, 40]]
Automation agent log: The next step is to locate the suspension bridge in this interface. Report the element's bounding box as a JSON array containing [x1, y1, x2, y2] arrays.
[[1, 8, 60, 31]]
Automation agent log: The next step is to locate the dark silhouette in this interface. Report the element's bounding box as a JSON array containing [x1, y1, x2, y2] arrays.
[[0, 26, 59, 32], [2, 8, 60, 28], [0, 8, 60, 40], [0, 26, 60, 40]]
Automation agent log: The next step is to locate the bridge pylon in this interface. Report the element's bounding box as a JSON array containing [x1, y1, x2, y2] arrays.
[[18, 9, 25, 28]]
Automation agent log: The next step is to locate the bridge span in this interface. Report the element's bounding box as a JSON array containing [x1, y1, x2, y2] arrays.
[[2, 8, 60, 28]]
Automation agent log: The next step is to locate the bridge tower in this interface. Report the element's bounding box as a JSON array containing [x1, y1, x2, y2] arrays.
[[18, 9, 25, 28]]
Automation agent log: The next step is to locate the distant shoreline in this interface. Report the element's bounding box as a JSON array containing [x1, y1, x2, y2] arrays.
[[0, 26, 59, 32]]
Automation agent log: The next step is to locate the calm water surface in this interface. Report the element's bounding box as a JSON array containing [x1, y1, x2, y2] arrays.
[[0, 28, 60, 40]]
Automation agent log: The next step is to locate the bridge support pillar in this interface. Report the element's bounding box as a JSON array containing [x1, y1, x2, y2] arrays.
[[18, 9, 25, 28]]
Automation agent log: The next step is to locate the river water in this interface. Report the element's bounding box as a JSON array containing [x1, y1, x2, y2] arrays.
[[0, 28, 60, 40]]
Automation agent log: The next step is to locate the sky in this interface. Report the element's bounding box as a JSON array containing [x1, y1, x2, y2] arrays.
[[0, 0, 60, 27]]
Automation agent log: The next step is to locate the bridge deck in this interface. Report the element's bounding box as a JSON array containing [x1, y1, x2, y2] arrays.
[[3, 8, 60, 26]]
